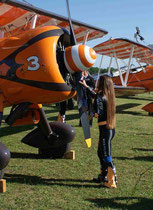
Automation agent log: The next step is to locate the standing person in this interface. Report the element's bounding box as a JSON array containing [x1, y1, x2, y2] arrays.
[[79, 70, 95, 126], [79, 75, 117, 188], [58, 101, 67, 123], [58, 73, 74, 123]]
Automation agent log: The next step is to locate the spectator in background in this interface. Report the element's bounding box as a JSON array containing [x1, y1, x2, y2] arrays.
[[58, 73, 74, 123], [79, 70, 95, 126]]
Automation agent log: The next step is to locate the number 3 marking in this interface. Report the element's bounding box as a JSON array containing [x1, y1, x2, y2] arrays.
[[27, 56, 40, 71]]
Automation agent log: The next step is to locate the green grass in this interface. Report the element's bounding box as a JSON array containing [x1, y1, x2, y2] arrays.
[[0, 93, 153, 210]]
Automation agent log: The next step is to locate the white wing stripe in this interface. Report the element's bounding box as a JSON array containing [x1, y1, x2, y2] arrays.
[[0, 5, 12, 16], [2, 12, 33, 31]]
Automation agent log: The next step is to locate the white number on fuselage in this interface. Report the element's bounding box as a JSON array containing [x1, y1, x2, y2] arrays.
[[27, 56, 40, 71]]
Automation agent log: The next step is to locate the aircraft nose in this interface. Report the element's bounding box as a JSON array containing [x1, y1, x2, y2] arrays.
[[64, 44, 97, 74]]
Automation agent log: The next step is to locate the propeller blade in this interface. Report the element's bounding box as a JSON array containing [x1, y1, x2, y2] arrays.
[[75, 72, 91, 148], [65, 0, 92, 147], [66, 0, 77, 45], [80, 112, 91, 148]]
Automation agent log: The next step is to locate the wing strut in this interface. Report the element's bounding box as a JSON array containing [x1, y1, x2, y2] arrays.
[[124, 45, 135, 86], [96, 55, 103, 87], [113, 46, 135, 87], [83, 30, 89, 45], [30, 14, 38, 29], [108, 56, 113, 75], [135, 58, 146, 73], [114, 52, 125, 86], [0, 30, 4, 38]]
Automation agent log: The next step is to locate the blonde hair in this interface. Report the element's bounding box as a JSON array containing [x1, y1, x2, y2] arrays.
[[97, 75, 116, 129]]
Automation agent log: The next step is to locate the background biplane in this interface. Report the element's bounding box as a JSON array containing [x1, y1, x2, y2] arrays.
[[93, 38, 153, 115], [0, 0, 108, 177]]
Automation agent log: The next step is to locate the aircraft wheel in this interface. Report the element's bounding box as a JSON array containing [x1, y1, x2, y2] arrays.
[[0, 169, 5, 179], [38, 142, 71, 159]]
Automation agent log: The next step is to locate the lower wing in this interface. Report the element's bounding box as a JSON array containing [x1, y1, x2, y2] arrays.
[[114, 85, 146, 96]]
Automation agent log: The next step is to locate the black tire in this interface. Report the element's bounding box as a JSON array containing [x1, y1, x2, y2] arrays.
[[22, 122, 75, 149], [38, 142, 71, 159]]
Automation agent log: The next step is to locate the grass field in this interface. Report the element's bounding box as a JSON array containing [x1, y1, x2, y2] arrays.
[[0, 93, 153, 209]]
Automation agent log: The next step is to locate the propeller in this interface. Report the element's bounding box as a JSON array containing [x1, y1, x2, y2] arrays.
[[64, 0, 97, 148], [65, 0, 77, 46]]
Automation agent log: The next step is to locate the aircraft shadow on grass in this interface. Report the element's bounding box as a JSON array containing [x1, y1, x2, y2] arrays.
[[114, 156, 153, 162], [133, 148, 153, 152], [4, 173, 99, 188], [42, 108, 59, 114], [0, 124, 34, 137], [10, 152, 39, 159], [4, 172, 153, 208], [86, 197, 153, 210], [119, 95, 153, 102], [116, 103, 144, 115]]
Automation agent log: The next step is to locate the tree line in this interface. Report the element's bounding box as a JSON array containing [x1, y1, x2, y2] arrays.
[[88, 67, 117, 75]]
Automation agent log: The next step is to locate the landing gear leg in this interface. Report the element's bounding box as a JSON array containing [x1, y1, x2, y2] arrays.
[[37, 107, 73, 158]]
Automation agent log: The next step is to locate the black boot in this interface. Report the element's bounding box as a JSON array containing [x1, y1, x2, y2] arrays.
[[93, 169, 108, 183]]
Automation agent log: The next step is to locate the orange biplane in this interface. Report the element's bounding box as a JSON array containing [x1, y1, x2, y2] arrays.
[[0, 0, 108, 177], [93, 38, 153, 115]]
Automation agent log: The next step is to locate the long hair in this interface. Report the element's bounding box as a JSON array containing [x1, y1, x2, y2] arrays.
[[97, 75, 116, 129]]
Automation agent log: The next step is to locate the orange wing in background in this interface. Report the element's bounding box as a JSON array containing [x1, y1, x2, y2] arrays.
[[93, 38, 152, 59], [142, 102, 153, 114], [93, 38, 153, 95]]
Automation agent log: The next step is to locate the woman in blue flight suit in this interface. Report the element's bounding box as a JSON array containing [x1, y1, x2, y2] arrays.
[[79, 75, 117, 188]]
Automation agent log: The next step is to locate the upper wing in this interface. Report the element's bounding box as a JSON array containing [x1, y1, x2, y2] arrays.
[[0, 0, 108, 42], [93, 38, 152, 59]]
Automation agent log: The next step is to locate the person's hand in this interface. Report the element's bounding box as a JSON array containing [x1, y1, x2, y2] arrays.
[[79, 79, 88, 88]]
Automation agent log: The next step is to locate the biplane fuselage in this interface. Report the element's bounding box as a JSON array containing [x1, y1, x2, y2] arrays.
[[112, 65, 153, 92], [0, 25, 75, 108]]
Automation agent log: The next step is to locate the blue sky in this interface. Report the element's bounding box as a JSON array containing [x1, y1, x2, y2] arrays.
[[22, 0, 153, 68]]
